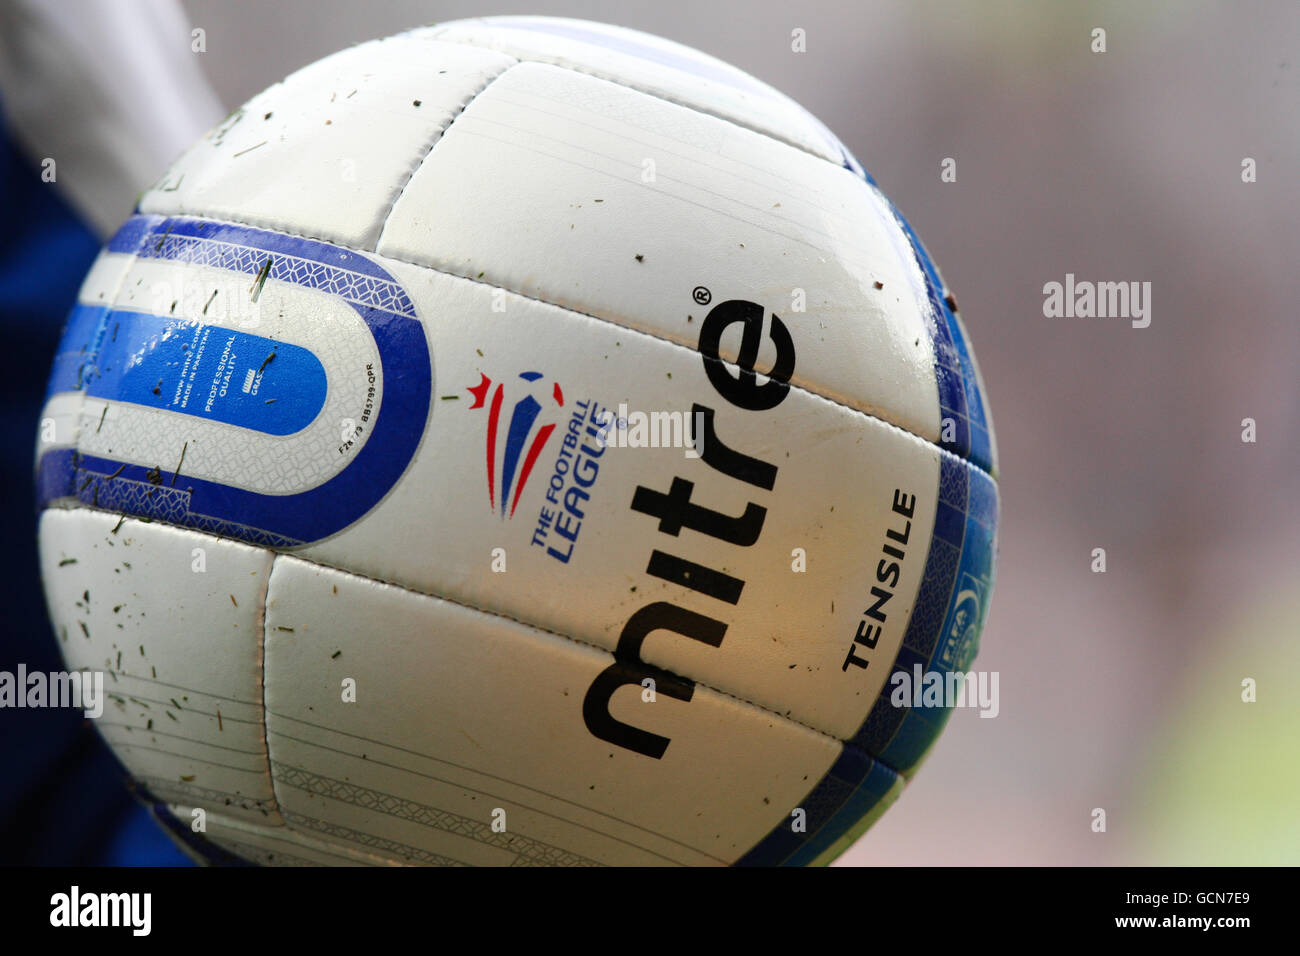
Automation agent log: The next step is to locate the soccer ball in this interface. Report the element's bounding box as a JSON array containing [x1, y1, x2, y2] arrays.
[[36, 16, 997, 866]]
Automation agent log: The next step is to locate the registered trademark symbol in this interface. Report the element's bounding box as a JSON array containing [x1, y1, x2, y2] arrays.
[[692, 286, 712, 305]]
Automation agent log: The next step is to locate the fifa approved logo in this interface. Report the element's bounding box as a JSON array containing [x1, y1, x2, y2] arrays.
[[467, 371, 566, 518]]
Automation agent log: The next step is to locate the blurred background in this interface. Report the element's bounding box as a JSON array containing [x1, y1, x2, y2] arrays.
[[1, 0, 1295, 864]]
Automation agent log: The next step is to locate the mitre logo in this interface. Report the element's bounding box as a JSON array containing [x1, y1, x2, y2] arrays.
[[582, 298, 798, 759], [467, 370, 566, 518]]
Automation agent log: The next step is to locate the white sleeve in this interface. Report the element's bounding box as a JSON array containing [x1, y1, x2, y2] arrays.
[[0, 0, 225, 237]]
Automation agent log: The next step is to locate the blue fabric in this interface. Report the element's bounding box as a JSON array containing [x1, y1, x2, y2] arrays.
[[0, 104, 191, 865]]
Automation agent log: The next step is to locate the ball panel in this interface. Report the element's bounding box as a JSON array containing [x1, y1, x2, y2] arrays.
[[429, 16, 856, 168], [261, 554, 863, 865], [377, 60, 943, 449], [38, 509, 280, 823], [139, 36, 518, 250]]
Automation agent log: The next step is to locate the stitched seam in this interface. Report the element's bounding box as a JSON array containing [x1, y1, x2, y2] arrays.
[[372, 58, 520, 252], [57, 503, 869, 751], [424, 30, 849, 172], [271, 547, 848, 747], [258, 552, 283, 816], [113, 208, 992, 480]]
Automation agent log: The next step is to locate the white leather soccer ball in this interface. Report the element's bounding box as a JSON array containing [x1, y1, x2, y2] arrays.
[[36, 16, 998, 866]]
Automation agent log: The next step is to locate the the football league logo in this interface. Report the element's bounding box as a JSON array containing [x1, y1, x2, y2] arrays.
[[467, 371, 565, 518]]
